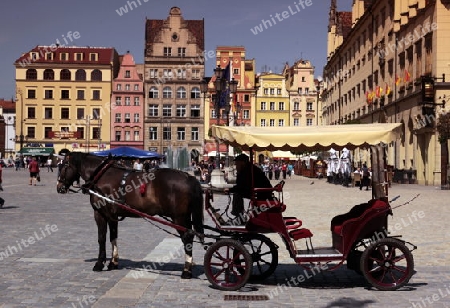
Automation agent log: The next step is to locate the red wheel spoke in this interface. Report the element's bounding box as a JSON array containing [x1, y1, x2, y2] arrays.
[[392, 254, 406, 263], [213, 251, 226, 261], [391, 265, 407, 274], [213, 268, 226, 279]]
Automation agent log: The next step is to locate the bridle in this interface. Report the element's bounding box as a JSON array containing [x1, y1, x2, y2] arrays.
[[57, 161, 80, 193]]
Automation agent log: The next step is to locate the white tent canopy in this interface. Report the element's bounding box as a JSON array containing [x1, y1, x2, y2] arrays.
[[212, 123, 402, 151]]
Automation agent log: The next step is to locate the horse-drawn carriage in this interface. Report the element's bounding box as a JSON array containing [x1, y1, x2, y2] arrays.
[[56, 123, 416, 292]]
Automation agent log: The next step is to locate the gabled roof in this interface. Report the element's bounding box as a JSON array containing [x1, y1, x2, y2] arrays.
[[14, 46, 117, 66]]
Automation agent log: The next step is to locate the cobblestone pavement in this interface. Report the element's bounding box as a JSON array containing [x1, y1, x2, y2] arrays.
[[0, 167, 449, 307]]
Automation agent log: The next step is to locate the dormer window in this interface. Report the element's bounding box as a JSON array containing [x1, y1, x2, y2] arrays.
[[60, 53, 69, 61], [89, 53, 98, 61], [45, 52, 54, 60], [30, 52, 39, 60], [75, 53, 83, 61]]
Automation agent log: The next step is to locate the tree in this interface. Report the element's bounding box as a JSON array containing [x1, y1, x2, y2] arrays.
[[436, 113, 450, 189]]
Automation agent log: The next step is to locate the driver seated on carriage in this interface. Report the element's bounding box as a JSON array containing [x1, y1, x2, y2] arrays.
[[224, 154, 273, 220]]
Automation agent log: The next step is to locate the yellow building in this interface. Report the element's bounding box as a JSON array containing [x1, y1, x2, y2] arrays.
[[14, 46, 119, 156], [255, 73, 290, 127], [323, 0, 450, 186]]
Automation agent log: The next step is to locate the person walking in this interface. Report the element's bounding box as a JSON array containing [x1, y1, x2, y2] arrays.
[[28, 157, 40, 186], [0, 163, 4, 208], [360, 163, 370, 191], [47, 157, 53, 172]]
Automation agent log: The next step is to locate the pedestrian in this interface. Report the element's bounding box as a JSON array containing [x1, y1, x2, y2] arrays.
[[47, 157, 53, 172], [0, 163, 4, 208], [28, 157, 40, 186], [287, 162, 294, 179], [274, 163, 280, 180], [360, 163, 370, 191], [133, 159, 143, 171], [268, 163, 273, 180], [282, 162, 287, 180]]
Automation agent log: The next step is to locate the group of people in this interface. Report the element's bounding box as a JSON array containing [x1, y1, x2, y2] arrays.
[[261, 161, 294, 180], [354, 164, 372, 191]]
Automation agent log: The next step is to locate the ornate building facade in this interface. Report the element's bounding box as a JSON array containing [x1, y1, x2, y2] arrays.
[[144, 7, 205, 160], [323, 0, 450, 185]]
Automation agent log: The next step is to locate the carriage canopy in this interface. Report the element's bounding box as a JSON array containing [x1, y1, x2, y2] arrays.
[[211, 123, 403, 152]]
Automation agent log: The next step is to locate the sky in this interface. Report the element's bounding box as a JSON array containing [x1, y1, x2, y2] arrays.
[[0, 0, 352, 99]]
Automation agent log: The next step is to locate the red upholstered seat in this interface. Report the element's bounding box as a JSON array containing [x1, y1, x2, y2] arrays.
[[284, 217, 303, 230], [289, 228, 313, 240]]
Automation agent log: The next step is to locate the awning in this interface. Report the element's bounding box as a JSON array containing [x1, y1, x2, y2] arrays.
[[19, 147, 55, 155], [212, 123, 403, 151]]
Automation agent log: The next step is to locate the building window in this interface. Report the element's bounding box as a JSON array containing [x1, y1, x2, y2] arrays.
[[44, 107, 53, 120], [177, 127, 185, 140], [178, 47, 186, 57], [176, 105, 186, 117], [77, 90, 85, 100], [260, 119, 266, 127], [163, 126, 171, 140], [278, 119, 284, 127], [45, 52, 53, 60], [298, 88, 303, 94], [43, 69, 54, 80], [277, 89, 281, 95], [44, 127, 52, 138], [61, 90, 70, 99], [279, 102, 284, 110], [149, 87, 159, 98], [176, 87, 186, 98], [115, 113, 121, 123], [117, 84, 122, 91], [134, 84, 139, 91], [260, 102, 266, 110], [190, 87, 200, 99], [92, 127, 100, 139], [190, 105, 200, 117], [233, 68, 239, 75], [60, 69, 71, 80], [44, 89, 53, 99], [77, 127, 84, 139], [92, 90, 100, 100], [125, 97, 130, 106], [293, 118, 299, 126], [269, 119, 275, 127], [125, 70, 130, 78], [115, 96, 122, 106], [163, 69, 173, 80], [163, 104, 172, 117], [91, 69, 102, 81], [149, 127, 158, 140], [134, 131, 139, 141], [307, 102, 313, 111], [27, 89, 36, 99], [294, 102, 300, 110], [115, 131, 121, 141], [149, 69, 158, 79], [134, 97, 140, 106], [191, 69, 200, 79], [92, 108, 101, 119], [177, 69, 186, 79], [133, 113, 139, 123], [243, 110, 249, 119], [26, 69, 37, 80], [30, 52, 38, 60], [77, 108, 84, 119], [124, 113, 130, 123], [61, 108, 69, 119], [270, 102, 275, 111], [75, 69, 86, 81], [27, 127, 36, 139], [148, 104, 158, 116], [125, 84, 130, 91], [244, 94, 250, 102], [75, 53, 83, 61], [26, 107, 36, 119], [163, 86, 172, 98], [89, 53, 98, 61], [191, 127, 199, 141], [307, 119, 313, 126], [164, 47, 172, 56], [270, 88, 275, 95]]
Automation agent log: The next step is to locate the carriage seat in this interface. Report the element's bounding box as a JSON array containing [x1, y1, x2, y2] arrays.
[[284, 217, 303, 230], [289, 228, 313, 241], [330, 199, 389, 236]]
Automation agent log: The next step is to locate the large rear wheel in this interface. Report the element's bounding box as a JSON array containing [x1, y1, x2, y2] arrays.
[[360, 238, 414, 291], [204, 239, 252, 291], [236, 234, 278, 281]]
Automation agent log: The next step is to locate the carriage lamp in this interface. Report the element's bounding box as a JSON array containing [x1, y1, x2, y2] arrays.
[[420, 75, 446, 125]]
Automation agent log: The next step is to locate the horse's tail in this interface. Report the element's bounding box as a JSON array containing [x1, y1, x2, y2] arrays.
[[189, 177, 204, 237]]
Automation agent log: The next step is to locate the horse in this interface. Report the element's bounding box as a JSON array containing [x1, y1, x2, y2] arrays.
[[56, 152, 204, 279]]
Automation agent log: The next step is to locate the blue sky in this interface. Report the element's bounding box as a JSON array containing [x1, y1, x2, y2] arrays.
[[0, 0, 352, 98]]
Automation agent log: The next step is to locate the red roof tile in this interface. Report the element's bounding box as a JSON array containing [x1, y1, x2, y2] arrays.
[[338, 11, 353, 39]]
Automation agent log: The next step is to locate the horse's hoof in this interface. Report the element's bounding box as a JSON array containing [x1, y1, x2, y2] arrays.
[[93, 262, 104, 272], [107, 262, 119, 271], [181, 270, 192, 279]]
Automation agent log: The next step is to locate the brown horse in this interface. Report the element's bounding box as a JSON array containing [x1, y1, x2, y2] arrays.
[[56, 152, 204, 279]]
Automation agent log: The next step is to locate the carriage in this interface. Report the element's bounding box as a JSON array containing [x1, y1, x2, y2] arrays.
[[56, 123, 416, 292]]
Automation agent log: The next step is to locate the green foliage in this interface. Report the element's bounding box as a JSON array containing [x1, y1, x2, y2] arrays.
[[436, 113, 450, 143]]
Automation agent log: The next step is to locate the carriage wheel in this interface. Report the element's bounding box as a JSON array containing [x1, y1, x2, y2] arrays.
[[204, 239, 252, 291], [360, 238, 414, 291], [236, 234, 278, 281]]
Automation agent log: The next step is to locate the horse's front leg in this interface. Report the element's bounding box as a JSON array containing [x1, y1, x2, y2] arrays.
[[107, 220, 119, 271], [180, 230, 194, 279], [93, 211, 107, 271]]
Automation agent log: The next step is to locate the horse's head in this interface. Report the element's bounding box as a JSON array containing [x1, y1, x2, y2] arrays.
[[56, 159, 78, 194]]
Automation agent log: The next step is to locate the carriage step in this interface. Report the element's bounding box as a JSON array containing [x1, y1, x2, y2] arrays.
[[289, 228, 313, 241]]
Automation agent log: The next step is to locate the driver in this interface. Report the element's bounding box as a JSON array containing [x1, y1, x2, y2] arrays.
[[225, 154, 272, 217]]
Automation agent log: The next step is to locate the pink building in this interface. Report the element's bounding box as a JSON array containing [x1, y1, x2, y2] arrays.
[[111, 52, 144, 149]]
